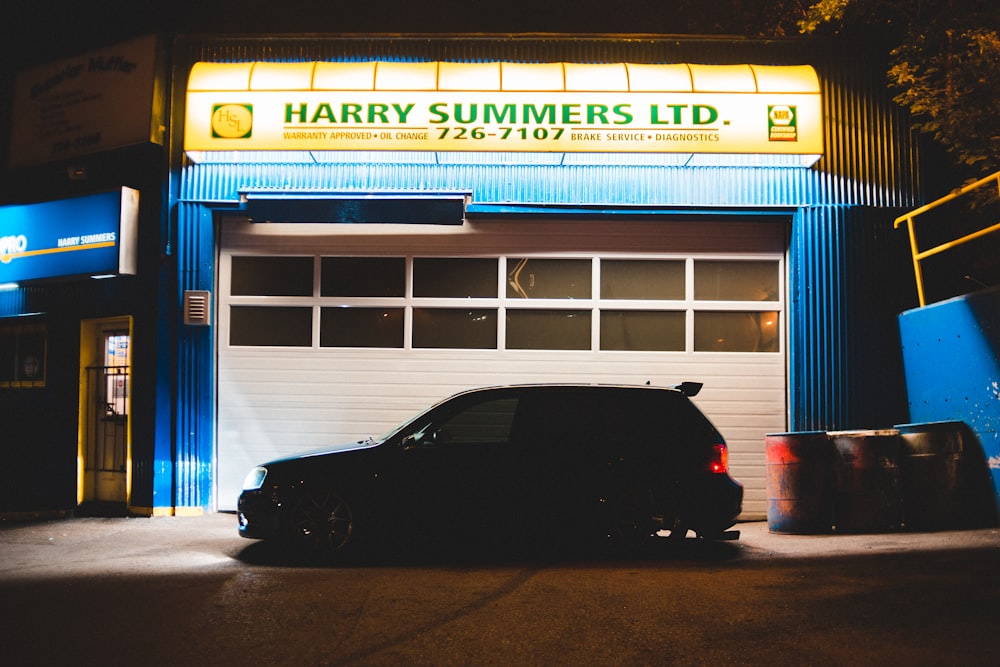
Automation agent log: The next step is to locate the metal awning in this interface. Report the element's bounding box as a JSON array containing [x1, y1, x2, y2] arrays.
[[240, 192, 469, 225]]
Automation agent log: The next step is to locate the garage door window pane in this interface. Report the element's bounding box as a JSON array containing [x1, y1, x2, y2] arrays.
[[413, 308, 497, 349], [694, 311, 780, 352], [321, 257, 405, 297], [601, 311, 685, 351], [230, 306, 313, 346], [231, 257, 313, 296], [601, 260, 685, 299], [506, 310, 591, 350], [321, 307, 404, 348], [507, 259, 591, 299], [414, 258, 498, 297], [694, 261, 779, 301]]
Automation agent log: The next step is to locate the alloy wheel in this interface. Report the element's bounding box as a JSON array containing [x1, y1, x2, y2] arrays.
[[292, 488, 353, 553]]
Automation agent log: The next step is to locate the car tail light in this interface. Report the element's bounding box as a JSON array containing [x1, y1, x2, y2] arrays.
[[709, 444, 729, 474]]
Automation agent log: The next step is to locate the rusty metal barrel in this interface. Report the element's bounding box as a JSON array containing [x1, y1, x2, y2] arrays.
[[830, 429, 903, 533], [765, 431, 833, 534], [896, 422, 964, 530]]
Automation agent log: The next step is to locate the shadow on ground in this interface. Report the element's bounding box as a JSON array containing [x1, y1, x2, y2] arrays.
[[231, 532, 744, 568]]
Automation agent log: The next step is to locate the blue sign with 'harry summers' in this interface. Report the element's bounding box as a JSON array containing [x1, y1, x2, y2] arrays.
[[0, 187, 138, 283]]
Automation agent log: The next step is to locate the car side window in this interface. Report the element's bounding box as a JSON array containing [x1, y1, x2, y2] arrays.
[[601, 392, 662, 449], [510, 390, 601, 457], [602, 390, 716, 454], [434, 396, 519, 446]]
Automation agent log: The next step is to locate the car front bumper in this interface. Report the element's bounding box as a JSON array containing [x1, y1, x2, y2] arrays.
[[237, 488, 285, 539]]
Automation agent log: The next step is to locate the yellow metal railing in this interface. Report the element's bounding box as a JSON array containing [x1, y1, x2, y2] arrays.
[[894, 170, 1000, 306]]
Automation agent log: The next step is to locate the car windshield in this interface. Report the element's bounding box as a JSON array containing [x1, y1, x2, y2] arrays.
[[374, 398, 450, 443], [376, 389, 513, 446]]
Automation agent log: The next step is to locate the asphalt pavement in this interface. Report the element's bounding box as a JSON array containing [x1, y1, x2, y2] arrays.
[[2, 513, 999, 666], [1, 511, 998, 575]]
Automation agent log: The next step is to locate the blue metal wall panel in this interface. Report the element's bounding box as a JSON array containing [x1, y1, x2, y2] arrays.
[[789, 206, 914, 430], [169, 203, 216, 511], [0, 286, 26, 316], [180, 162, 826, 209]]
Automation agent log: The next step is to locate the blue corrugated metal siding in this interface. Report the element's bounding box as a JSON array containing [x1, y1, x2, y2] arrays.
[[814, 44, 921, 209], [0, 283, 89, 318], [166, 35, 927, 508], [0, 287, 26, 316], [171, 203, 215, 510], [790, 206, 914, 430], [180, 162, 827, 208]]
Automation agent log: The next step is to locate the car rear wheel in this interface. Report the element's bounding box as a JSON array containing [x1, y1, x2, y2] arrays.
[[657, 496, 689, 540], [612, 487, 660, 547], [290, 487, 354, 554], [612, 486, 687, 547]]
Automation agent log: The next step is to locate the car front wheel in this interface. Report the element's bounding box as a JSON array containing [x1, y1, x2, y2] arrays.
[[290, 487, 354, 555]]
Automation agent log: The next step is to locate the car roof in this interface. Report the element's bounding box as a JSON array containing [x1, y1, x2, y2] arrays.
[[452, 382, 698, 397]]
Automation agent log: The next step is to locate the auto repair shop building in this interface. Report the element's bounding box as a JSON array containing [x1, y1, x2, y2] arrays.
[[0, 34, 920, 517]]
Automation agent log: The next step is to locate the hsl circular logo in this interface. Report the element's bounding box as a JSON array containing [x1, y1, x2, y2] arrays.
[[211, 104, 253, 139]]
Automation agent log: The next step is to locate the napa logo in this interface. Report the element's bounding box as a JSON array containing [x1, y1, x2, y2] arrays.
[[768, 105, 798, 142], [211, 104, 253, 139], [0, 234, 28, 263]]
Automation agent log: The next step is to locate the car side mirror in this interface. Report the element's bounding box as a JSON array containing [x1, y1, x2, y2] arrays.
[[402, 428, 451, 450]]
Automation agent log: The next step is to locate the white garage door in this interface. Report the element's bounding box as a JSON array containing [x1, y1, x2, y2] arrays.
[[216, 217, 788, 518]]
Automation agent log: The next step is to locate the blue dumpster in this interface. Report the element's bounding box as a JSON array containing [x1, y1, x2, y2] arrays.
[[896, 421, 999, 530]]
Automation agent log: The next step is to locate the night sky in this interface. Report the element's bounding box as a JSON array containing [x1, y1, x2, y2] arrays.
[[1, 0, 765, 71], [0, 0, 779, 170]]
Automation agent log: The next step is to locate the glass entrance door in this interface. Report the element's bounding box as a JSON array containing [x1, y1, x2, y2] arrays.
[[85, 329, 130, 503]]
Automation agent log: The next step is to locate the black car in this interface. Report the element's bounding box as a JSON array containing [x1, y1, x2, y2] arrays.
[[237, 383, 743, 558]]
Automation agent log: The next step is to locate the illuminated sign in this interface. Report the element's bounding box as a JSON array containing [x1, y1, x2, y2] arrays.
[[184, 62, 822, 156], [0, 188, 139, 283]]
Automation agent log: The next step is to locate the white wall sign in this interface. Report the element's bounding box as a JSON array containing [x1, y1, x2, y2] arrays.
[[8, 35, 161, 167]]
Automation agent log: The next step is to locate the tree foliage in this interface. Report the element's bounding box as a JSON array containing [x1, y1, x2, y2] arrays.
[[795, 0, 1000, 179]]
